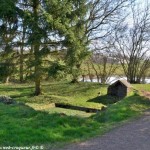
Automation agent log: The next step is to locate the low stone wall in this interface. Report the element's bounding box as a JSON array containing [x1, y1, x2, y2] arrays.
[[55, 103, 106, 113], [0, 95, 16, 104]]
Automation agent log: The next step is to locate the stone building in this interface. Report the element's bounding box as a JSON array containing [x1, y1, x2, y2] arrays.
[[107, 80, 132, 98]]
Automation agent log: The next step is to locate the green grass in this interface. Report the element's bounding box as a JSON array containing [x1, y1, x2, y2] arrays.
[[0, 82, 107, 110], [133, 84, 150, 91], [0, 103, 100, 148], [0, 82, 150, 148], [26, 103, 93, 118], [93, 94, 150, 123]]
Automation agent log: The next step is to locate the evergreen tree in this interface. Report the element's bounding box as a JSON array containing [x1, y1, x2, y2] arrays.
[[0, 0, 18, 83], [63, 0, 90, 83], [18, 0, 89, 95]]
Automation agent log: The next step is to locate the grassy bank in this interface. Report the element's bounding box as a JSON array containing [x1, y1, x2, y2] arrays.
[[0, 82, 107, 112], [0, 82, 150, 149]]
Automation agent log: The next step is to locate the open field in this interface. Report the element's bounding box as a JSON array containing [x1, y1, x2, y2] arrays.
[[0, 82, 150, 148], [133, 84, 150, 92], [81, 63, 125, 77]]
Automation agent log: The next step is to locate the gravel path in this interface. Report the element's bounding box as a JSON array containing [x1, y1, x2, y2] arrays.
[[59, 111, 150, 150]]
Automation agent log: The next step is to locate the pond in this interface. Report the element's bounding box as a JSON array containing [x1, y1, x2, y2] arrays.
[[80, 76, 150, 84]]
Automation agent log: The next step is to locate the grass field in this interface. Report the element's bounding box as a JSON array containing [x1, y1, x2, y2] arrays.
[[81, 62, 125, 76], [0, 82, 107, 112], [0, 82, 150, 149], [133, 84, 150, 91]]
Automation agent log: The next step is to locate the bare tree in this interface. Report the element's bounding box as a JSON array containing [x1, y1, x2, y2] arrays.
[[89, 50, 119, 84], [113, 3, 150, 83], [87, 0, 130, 42], [86, 61, 94, 82], [80, 0, 131, 83]]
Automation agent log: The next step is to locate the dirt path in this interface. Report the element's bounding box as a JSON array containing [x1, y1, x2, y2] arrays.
[[56, 110, 150, 150], [54, 91, 150, 150], [141, 90, 150, 99]]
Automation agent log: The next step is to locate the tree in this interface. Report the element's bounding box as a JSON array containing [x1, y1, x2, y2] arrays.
[[0, 0, 134, 94], [90, 51, 119, 84], [113, 3, 150, 83], [86, 0, 130, 41], [64, 0, 130, 83], [17, 0, 90, 94], [0, 0, 18, 83], [63, 0, 90, 83], [16, 1, 29, 83]]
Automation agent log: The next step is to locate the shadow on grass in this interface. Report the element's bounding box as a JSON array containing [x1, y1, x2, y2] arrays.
[[87, 95, 121, 105], [0, 103, 100, 147], [0, 85, 34, 101], [0, 93, 150, 148], [11, 92, 33, 99], [42, 82, 108, 96], [0, 86, 34, 92]]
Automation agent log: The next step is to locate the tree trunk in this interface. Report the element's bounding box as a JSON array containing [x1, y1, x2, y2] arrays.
[[33, 0, 42, 96], [82, 75, 85, 82], [19, 24, 26, 83], [29, 45, 34, 77], [35, 77, 41, 95], [141, 76, 145, 84], [19, 53, 24, 82], [96, 75, 100, 83], [34, 52, 42, 95], [101, 76, 106, 84], [34, 44, 41, 95], [89, 74, 93, 82], [71, 64, 81, 83], [3, 76, 10, 84]]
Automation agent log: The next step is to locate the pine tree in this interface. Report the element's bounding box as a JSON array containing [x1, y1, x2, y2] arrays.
[[63, 0, 90, 83], [18, 0, 89, 95], [0, 0, 18, 83]]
